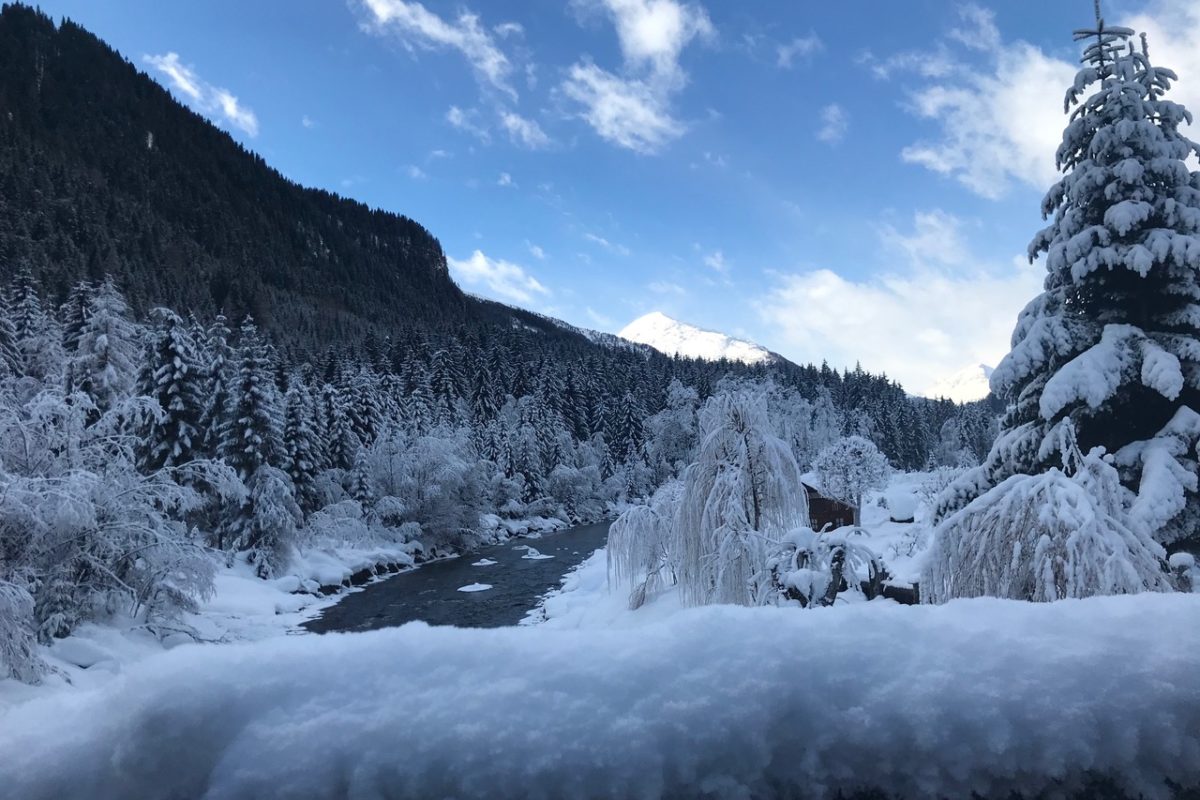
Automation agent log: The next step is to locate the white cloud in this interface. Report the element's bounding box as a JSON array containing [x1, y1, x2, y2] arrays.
[[584, 232, 632, 256], [526, 242, 547, 259], [776, 33, 823, 68], [446, 105, 491, 141], [499, 110, 552, 149], [405, 164, 427, 179], [561, 0, 712, 153], [493, 21, 523, 38], [649, 280, 686, 295], [301, 115, 316, 129], [885, 1, 1200, 199], [497, 171, 515, 187], [703, 250, 727, 274], [948, 4, 1000, 52], [144, 52, 259, 137], [561, 62, 682, 154], [756, 210, 1043, 394], [428, 148, 451, 159], [579, 0, 714, 87], [358, 0, 516, 98], [447, 250, 549, 305], [816, 103, 848, 144]]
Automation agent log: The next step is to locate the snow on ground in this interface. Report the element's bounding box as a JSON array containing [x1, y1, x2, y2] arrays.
[[0, 516, 570, 709], [2, 593, 1197, 799]]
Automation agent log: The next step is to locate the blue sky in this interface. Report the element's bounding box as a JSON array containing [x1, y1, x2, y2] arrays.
[[33, 0, 1200, 393]]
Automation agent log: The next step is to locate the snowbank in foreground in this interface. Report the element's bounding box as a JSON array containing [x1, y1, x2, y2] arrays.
[[2, 594, 1198, 799]]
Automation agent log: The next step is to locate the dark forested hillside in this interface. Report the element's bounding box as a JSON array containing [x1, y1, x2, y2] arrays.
[[0, 3, 474, 343]]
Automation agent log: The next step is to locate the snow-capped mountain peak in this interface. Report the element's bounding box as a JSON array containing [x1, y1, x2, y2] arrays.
[[618, 312, 774, 365], [925, 363, 994, 403]]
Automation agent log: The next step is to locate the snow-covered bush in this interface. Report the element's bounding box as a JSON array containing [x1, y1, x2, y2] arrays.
[[813, 436, 890, 525], [0, 579, 41, 683], [227, 466, 303, 577], [924, 448, 1170, 603], [768, 527, 885, 608]]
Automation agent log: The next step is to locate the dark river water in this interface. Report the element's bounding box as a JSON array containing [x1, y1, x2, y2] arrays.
[[302, 520, 611, 633]]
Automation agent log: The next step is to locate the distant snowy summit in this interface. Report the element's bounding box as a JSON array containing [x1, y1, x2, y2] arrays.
[[618, 312, 775, 365], [925, 363, 994, 403]]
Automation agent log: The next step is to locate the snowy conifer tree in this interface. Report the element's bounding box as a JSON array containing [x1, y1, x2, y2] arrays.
[[938, 17, 1200, 549], [67, 277, 140, 414], [928, 15, 1194, 600], [140, 308, 206, 470], [217, 318, 283, 481], [282, 379, 321, 514]]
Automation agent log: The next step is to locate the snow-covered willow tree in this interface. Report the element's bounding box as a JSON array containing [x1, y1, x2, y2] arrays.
[[928, 14, 1196, 600], [674, 388, 809, 606], [607, 480, 682, 609]]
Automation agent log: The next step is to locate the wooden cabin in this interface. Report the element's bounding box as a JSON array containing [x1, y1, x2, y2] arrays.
[[803, 483, 856, 531]]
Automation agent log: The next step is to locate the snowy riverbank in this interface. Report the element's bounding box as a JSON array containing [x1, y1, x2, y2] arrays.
[[0, 515, 570, 708], [2, 592, 1197, 799]]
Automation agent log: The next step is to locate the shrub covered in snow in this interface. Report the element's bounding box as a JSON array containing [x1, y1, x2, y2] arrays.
[[925, 446, 1170, 603], [813, 435, 890, 525]]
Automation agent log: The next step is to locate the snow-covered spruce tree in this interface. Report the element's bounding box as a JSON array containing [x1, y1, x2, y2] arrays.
[[282, 379, 321, 515], [674, 388, 809, 607], [66, 276, 140, 415], [813, 436, 890, 526], [927, 17, 1194, 600], [217, 317, 284, 481], [0, 293, 20, 379], [139, 308, 206, 471]]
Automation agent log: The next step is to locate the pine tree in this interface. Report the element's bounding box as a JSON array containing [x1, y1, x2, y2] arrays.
[[282, 378, 321, 514], [68, 276, 140, 413], [218, 317, 284, 481], [0, 293, 20, 379], [200, 314, 233, 458], [140, 308, 206, 470], [940, 17, 1200, 549]]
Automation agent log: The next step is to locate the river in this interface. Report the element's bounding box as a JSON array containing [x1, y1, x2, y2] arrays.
[[302, 520, 611, 633]]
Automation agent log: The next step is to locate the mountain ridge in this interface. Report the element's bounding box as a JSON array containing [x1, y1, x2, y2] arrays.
[[618, 312, 776, 365]]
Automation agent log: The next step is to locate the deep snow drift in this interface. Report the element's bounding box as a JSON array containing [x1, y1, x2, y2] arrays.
[[2, 593, 1197, 800]]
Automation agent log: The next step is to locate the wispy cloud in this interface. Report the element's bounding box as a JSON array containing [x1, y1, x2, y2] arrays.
[[497, 171, 515, 187], [584, 232, 631, 257], [561, 0, 713, 154], [144, 52, 259, 137], [526, 241, 547, 260], [816, 103, 848, 144], [448, 249, 549, 305], [499, 110, 551, 149], [301, 115, 317, 129], [405, 164, 427, 179], [703, 250, 728, 275], [357, 0, 517, 99], [446, 105, 491, 141], [649, 280, 686, 296], [776, 33, 823, 68]]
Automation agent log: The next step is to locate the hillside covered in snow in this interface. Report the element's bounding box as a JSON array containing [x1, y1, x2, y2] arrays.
[[618, 312, 775, 365]]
